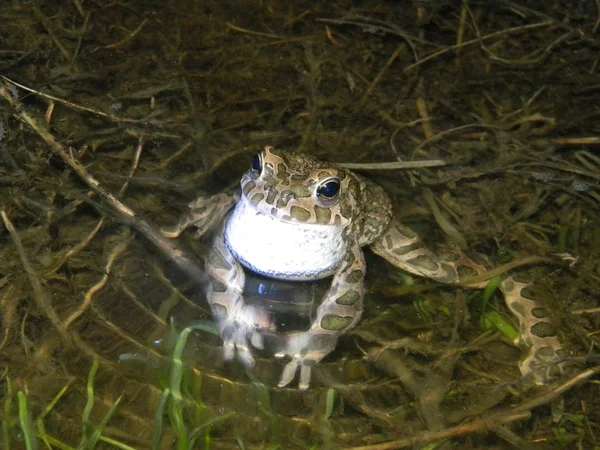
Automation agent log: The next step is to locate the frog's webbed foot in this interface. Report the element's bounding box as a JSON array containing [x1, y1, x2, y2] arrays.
[[222, 327, 255, 367], [160, 193, 236, 238], [501, 277, 566, 384], [275, 332, 338, 390], [219, 301, 273, 367], [554, 252, 578, 268], [278, 360, 312, 391]]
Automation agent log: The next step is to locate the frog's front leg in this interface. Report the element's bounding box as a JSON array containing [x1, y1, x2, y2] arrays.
[[370, 219, 564, 383], [161, 193, 236, 239], [277, 241, 365, 390], [206, 228, 271, 367]]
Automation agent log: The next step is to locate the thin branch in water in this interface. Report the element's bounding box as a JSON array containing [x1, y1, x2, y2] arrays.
[[63, 233, 134, 329], [226, 23, 283, 39], [102, 18, 149, 50], [0, 76, 160, 125], [359, 44, 407, 104], [337, 159, 446, 170], [0, 85, 209, 289], [465, 4, 579, 68], [1, 210, 71, 345], [402, 21, 554, 73]]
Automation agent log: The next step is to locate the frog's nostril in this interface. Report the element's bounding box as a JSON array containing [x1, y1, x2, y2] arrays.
[[282, 192, 296, 201]]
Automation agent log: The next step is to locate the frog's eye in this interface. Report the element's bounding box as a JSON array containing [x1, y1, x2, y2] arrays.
[[251, 153, 262, 174], [316, 178, 340, 199]]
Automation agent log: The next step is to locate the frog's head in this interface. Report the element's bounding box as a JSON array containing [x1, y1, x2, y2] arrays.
[[240, 146, 360, 227]]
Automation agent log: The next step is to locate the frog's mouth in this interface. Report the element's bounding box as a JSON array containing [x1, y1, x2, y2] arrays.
[[241, 193, 314, 226], [224, 196, 348, 281], [240, 183, 350, 228]]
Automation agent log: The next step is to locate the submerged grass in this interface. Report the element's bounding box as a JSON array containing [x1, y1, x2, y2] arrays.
[[37, 379, 75, 449], [1, 365, 129, 450], [17, 391, 36, 450], [1, 325, 237, 450], [165, 321, 235, 450]]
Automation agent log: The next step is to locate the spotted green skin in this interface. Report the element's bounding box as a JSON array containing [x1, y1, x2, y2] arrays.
[[163, 146, 565, 389], [239, 148, 392, 243]]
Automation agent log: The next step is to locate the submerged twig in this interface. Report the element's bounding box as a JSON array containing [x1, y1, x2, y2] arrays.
[[63, 233, 134, 329], [0, 76, 159, 125], [344, 367, 600, 450], [337, 159, 446, 170], [0, 85, 209, 289], [1, 210, 70, 344], [226, 23, 283, 39], [402, 21, 554, 73], [360, 45, 407, 104], [466, 4, 579, 67], [102, 17, 149, 50], [342, 411, 531, 450], [32, 6, 72, 61]]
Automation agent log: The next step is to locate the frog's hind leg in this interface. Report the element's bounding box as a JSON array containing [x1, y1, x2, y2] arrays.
[[369, 220, 482, 283], [370, 219, 564, 384]]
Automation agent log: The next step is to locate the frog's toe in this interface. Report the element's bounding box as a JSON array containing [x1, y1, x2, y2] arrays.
[[250, 331, 264, 350], [222, 340, 236, 361], [193, 223, 211, 238], [221, 329, 256, 367], [159, 225, 183, 238], [222, 339, 255, 367], [278, 359, 300, 388], [236, 344, 256, 367], [298, 365, 312, 390], [277, 357, 313, 390]]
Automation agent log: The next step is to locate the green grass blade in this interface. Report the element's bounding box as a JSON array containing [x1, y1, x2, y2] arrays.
[[1, 421, 8, 450], [18, 391, 37, 450], [3, 377, 13, 449], [324, 389, 336, 420], [236, 436, 246, 450], [482, 311, 519, 341], [36, 434, 74, 450], [170, 321, 216, 403], [98, 435, 137, 450], [248, 373, 280, 445], [169, 324, 190, 448], [481, 275, 502, 314], [167, 321, 224, 449], [37, 378, 75, 450], [151, 388, 170, 450], [80, 395, 123, 450], [422, 439, 448, 450], [100, 436, 139, 450], [79, 359, 100, 447], [188, 412, 235, 448]]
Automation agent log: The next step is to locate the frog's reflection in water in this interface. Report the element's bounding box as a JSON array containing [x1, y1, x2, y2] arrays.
[[226, 271, 330, 359]]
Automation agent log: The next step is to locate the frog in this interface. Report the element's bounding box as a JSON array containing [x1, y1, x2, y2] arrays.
[[161, 145, 565, 390]]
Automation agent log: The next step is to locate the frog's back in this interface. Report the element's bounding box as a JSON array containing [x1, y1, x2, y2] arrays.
[[352, 173, 393, 247]]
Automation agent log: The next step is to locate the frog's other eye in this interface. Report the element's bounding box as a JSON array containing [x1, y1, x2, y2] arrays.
[[251, 153, 262, 174], [316, 178, 340, 199]]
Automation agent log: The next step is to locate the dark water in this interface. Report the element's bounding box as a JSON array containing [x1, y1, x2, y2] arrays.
[[0, 1, 599, 448]]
